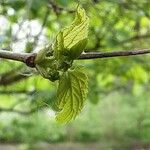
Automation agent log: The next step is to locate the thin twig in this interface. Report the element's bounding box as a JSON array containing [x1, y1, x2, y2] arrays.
[[0, 107, 38, 115], [118, 34, 150, 45], [0, 90, 36, 95], [0, 48, 150, 86], [0, 49, 36, 67], [0, 49, 150, 66], [48, 0, 74, 14], [0, 50, 29, 62], [32, 7, 50, 49], [79, 49, 150, 59]]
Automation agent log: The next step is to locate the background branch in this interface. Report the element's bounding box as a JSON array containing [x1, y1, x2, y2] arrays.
[[0, 107, 38, 115], [48, 0, 74, 14], [0, 90, 36, 95]]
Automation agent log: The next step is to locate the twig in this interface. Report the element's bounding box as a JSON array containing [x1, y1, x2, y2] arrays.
[[79, 49, 150, 59], [0, 107, 38, 115], [118, 34, 150, 45], [0, 49, 150, 66], [48, 0, 74, 14], [32, 7, 50, 49], [0, 70, 28, 86], [0, 49, 36, 67], [0, 48, 150, 86], [0, 90, 36, 95]]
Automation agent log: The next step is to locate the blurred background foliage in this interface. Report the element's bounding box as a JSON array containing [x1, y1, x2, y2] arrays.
[[0, 0, 150, 149]]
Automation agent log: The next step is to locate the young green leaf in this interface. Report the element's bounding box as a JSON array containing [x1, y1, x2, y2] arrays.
[[53, 5, 89, 60], [35, 5, 89, 82], [35, 6, 89, 123], [55, 67, 88, 123]]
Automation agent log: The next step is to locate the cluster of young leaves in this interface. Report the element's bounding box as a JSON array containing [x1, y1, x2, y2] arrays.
[[35, 6, 89, 123]]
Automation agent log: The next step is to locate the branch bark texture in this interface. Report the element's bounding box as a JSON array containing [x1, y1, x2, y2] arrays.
[[0, 50, 36, 67], [79, 49, 150, 59], [0, 48, 150, 67]]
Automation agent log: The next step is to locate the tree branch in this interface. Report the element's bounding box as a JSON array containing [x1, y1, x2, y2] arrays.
[[118, 34, 150, 45], [0, 49, 150, 67], [48, 0, 74, 14], [0, 90, 36, 95], [0, 107, 38, 115], [79, 48, 150, 59], [0, 48, 150, 86], [0, 50, 28, 62], [0, 49, 36, 67]]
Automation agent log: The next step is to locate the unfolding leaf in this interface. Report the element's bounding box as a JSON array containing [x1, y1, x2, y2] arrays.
[[55, 67, 88, 123], [53, 5, 89, 60]]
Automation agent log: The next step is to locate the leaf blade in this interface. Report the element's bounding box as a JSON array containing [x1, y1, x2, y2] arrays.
[[55, 67, 88, 123], [53, 5, 89, 60]]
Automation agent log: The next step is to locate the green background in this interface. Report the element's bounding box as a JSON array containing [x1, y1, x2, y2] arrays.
[[0, 0, 150, 149]]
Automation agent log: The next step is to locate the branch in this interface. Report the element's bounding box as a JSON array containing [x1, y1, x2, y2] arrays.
[[0, 90, 36, 95], [32, 7, 50, 49], [79, 48, 150, 59], [0, 66, 25, 86], [0, 48, 150, 86], [0, 49, 36, 67], [118, 34, 150, 45], [0, 107, 38, 115], [48, 0, 74, 14], [0, 48, 150, 67]]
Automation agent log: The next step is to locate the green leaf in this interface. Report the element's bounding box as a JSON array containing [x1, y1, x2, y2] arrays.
[[55, 67, 88, 123], [53, 5, 89, 60]]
